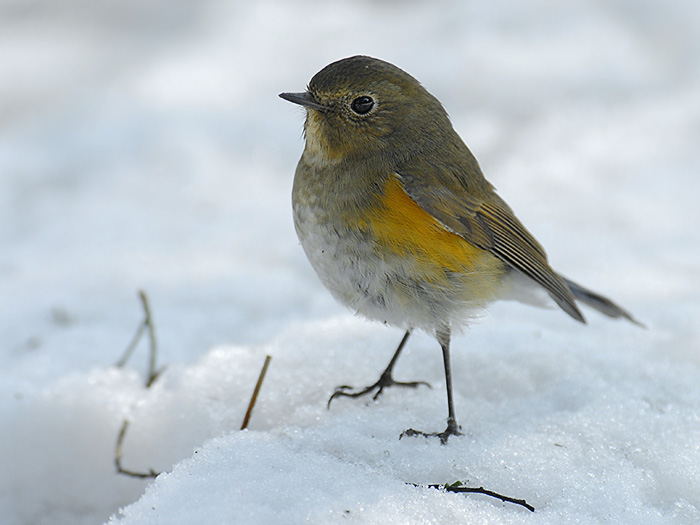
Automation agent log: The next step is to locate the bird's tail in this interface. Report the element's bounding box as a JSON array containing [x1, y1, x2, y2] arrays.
[[563, 277, 644, 327]]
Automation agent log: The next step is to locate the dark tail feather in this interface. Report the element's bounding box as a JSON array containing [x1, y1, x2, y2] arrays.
[[563, 277, 644, 327]]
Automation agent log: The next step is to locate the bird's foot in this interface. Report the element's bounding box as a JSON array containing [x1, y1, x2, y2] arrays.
[[399, 418, 462, 445], [327, 370, 430, 408]]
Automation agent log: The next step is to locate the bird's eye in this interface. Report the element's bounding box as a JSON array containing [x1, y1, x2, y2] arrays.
[[350, 96, 374, 115]]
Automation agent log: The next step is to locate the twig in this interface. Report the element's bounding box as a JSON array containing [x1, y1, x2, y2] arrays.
[[114, 420, 160, 479], [115, 316, 145, 368], [114, 290, 163, 478], [241, 355, 272, 430], [411, 481, 535, 512], [115, 290, 161, 387], [140, 290, 159, 387]]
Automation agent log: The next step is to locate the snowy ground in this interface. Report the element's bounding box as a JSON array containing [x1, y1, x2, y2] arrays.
[[1, 0, 699, 523]]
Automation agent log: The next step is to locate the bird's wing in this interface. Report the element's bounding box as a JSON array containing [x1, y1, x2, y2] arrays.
[[396, 162, 584, 323]]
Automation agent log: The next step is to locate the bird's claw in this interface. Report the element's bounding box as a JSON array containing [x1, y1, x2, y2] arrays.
[[327, 373, 430, 408], [399, 419, 462, 445]]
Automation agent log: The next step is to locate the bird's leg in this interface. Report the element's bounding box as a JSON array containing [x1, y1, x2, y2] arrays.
[[328, 329, 430, 407], [401, 326, 462, 444]]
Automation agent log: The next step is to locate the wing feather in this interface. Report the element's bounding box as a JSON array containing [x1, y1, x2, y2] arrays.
[[396, 164, 585, 323]]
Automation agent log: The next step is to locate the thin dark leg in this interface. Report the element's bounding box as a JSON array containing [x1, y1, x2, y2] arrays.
[[401, 326, 462, 444], [328, 329, 430, 407], [439, 328, 461, 439]]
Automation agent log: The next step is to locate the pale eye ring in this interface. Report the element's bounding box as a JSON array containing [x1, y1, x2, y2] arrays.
[[350, 95, 374, 115]]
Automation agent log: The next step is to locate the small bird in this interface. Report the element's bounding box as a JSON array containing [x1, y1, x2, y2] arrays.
[[280, 56, 639, 443]]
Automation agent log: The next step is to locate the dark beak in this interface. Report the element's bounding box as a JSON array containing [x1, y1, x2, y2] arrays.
[[279, 91, 327, 112]]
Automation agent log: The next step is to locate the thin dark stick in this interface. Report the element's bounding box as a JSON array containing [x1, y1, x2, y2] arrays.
[[115, 317, 146, 368], [411, 482, 535, 512], [114, 419, 159, 479], [114, 291, 163, 478], [241, 355, 272, 430], [139, 290, 159, 387], [115, 290, 160, 388]]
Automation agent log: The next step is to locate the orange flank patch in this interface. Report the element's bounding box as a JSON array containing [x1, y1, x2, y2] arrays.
[[362, 177, 491, 275]]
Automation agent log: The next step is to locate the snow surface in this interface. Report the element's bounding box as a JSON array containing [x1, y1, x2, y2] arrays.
[[1, 0, 699, 523]]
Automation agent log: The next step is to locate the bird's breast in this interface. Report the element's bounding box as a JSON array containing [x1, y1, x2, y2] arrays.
[[292, 159, 506, 331]]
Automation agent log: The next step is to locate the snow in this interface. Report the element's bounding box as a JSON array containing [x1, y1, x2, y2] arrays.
[[1, 0, 699, 523]]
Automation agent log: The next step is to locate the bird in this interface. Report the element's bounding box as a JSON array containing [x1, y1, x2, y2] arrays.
[[280, 55, 640, 443]]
